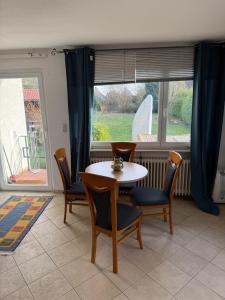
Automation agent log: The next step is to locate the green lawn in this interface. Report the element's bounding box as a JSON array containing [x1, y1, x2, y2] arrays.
[[93, 112, 189, 141]]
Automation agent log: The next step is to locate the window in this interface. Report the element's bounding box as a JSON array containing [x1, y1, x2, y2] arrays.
[[92, 47, 194, 147], [166, 81, 193, 143], [92, 80, 193, 145]]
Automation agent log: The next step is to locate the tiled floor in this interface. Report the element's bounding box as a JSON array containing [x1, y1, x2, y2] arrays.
[[1, 191, 225, 299]]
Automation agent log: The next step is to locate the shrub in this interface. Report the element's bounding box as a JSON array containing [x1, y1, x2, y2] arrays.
[[92, 122, 111, 141], [170, 85, 193, 120], [181, 96, 192, 127], [170, 92, 184, 119]]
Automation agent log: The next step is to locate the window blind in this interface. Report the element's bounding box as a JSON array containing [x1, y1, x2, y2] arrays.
[[95, 46, 194, 85]]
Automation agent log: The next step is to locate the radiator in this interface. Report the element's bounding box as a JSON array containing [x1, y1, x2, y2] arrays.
[[90, 157, 191, 197]]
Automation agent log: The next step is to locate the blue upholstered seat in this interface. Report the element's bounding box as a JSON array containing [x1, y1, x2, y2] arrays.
[[65, 182, 85, 195], [91, 191, 142, 230], [130, 188, 169, 206], [119, 182, 136, 191], [58, 157, 85, 197], [130, 160, 176, 206]]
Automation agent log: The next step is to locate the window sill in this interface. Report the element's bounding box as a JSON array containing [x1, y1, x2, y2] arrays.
[[91, 142, 190, 152]]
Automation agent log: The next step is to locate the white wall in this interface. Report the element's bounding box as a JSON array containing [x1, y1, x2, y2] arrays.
[[0, 78, 28, 178], [0, 52, 70, 191]]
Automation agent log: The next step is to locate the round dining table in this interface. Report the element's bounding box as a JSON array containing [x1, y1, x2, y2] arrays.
[[85, 161, 148, 183]]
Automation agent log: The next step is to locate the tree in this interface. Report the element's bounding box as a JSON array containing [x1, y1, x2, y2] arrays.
[[144, 83, 159, 113]]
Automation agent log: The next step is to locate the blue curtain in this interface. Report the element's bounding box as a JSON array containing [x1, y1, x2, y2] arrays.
[[65, 48, 95, 181], [191, 42, 225, 215]]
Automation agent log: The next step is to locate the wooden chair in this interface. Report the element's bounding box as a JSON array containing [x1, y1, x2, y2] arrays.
[[54, 148, 88, 223], [111, 142, 137, 194], [111, 142, 136, 162], [130, 151, 183, 234], [80, 172, 143, 273]]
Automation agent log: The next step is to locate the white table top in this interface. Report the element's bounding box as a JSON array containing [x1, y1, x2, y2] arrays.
[[85, 161, 148, 183]]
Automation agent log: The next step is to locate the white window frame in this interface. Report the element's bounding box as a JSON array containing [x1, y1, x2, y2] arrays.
[[91, 80, 192, 151]]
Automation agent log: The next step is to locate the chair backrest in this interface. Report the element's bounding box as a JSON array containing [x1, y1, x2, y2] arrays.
[[111, 142, 136, 162], [54, 148, 71, 191], [80, 173, 118, 231], [163, 151, 183, 201]]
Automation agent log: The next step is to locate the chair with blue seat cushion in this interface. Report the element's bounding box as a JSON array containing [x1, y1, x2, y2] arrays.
[[54, 148, 88, 223], [80, 172, 143, 273], [111, 142, 137, 194], [130, 151, 183, 234]]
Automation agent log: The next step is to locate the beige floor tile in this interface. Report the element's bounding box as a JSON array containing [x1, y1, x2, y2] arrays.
[[72, 206, 90, 219], [196, 263, 225, 298], [168, 247, 208, 276], [148, 261, 191, 295], [185, 237, 220, 261], [44, 206, 64, 219], [144, 235, 182, 259], [194, 211, 221, 225], [124, 275, 172, 300], [35, 213, 49, 225], [175, 279, 223, 300], [45, 195, 62, 209], [212, 250, 225, 271], [48, 239, 83, 267], [1, 191, 224, 300], [3, 286, 34, 300], [200, 227, 225, 249], [60, 220, 90, 239], [48, 213, 80, 229], [88, 242, 124, 270], [28, 269, 72, 300], [20, 232, 35, 246], [60, 256, 100, 287], [172, 200, 198, 217], [31, 220, 58, 238], [0, 267, 26, 298], [170, 227, 195, 247], [56, 289, 80, 300], [208, 218, 225, 231], [13, 240, 44, 265], [121, 243, 163, 273], [0, 254, 16, 274], [73, 232, 106, 256], [178, 215, 210, 236], [172, 212, 189, 225], [75, 272, 120, 300], [103, 258, 145, 291], [36, 228, 69, 251], [18, 253, 56, 284], [114, 294, 129, 300]]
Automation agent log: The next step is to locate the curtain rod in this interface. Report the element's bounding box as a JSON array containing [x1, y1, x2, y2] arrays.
[[51, 41, 225, 55], [51, 48, 64, 55]]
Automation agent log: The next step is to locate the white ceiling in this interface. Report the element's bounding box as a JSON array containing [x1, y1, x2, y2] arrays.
[[1, 0, 225, 50]]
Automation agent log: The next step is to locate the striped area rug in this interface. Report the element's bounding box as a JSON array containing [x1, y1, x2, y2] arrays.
[[0, 195, 53, 252]]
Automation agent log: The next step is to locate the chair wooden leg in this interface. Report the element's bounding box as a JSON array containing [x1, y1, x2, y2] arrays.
[[163, 208, 167, 222], [69, 203, 72, 213], [91, 230, 97, 264], [112, 235, 118, 273], [64, 202, 67, 223], [169, 206, 173, 234], [136, 220, 143, 249]]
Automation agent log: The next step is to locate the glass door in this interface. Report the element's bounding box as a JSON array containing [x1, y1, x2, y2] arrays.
[[0, 75, 51, 189]]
